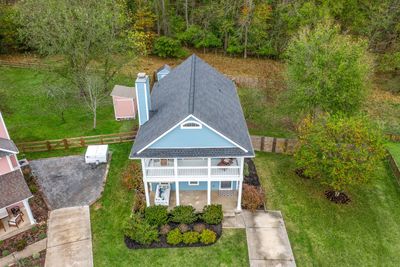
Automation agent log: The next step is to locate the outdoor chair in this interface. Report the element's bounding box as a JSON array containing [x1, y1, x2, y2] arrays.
[[10, 206, 24, 217], [8, 213, 24, 228]]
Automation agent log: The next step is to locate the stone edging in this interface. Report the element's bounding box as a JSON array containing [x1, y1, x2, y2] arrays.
[[0, 238, 47, 267], [88, 152, 112, 207]]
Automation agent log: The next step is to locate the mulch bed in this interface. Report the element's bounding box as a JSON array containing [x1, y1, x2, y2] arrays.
[[325, 190, 351, 204], [125, 222, 222, 250], [0, 169, 49, 258], [244, 158, 260, 186], [11, 250, 46, 267]]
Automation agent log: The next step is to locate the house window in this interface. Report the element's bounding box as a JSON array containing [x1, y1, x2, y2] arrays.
[[181, 121, 202, 129], [188, 181, 199, 186]]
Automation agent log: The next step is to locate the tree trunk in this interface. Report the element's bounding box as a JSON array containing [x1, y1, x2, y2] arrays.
[[61, 111, 65, 123], [93, 110, 97, 129], [160, 0, 168, 35], [185, 0, 189, 30]]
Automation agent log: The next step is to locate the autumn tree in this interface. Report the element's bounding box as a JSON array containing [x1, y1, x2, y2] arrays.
[[286, 22, 372, 118], [294, 114, 386, 200]]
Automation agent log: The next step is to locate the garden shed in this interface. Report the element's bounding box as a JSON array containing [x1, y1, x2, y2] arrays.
[[110, 85, 136, 120]]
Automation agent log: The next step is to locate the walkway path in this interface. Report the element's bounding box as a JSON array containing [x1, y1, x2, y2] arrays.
[[223, 210, 296, 267], [45, 206, 93, 267]]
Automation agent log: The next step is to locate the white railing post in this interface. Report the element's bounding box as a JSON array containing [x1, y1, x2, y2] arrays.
[[207, 158, 211, 205], [236, 157, 244, 211], [141, 159, 150, 207], [22, 198, 36, 225], [175, 180, 180, 206]]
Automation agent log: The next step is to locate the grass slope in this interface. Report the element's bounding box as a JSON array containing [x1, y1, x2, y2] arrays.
[[0, 67, 134, 142], [89, 143, 249, 267], [256, 152, 400, 266]]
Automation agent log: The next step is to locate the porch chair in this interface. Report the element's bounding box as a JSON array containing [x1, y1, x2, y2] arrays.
[[8, 213, 24, 228]]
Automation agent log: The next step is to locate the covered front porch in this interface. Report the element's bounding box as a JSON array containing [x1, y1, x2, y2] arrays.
[[150, 190, 238, 211]]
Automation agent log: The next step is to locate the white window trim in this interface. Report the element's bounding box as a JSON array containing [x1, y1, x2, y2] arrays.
[[188, 181, 199, 186], [219, 181, 233, 190], [180, 120, 202, 129]]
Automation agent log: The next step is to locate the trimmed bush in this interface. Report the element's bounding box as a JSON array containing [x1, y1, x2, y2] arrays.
[[170, 205, 197, 224], [202, 204, 223, 225], [193, 223, 206, 233], [122, 163, 143, 192], [178, 223, 189, 233], [2, 250, 10, 257], [159, 224, 171, 235], [153, 36, 186, 58], [182, 231, 199, 245], [123, 213, 159, 245], [242, 184, 265, 212], [167, 228, 182, 245], [132, 192, 146, 213], [200, 229, 217, 245], [15, 239, 27, 251], [145, 205, 168, 226], [32, 252, 40, 259]]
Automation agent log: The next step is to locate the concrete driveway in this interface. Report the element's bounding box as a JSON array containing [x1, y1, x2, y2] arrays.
[[30, 155, 108, 209], [45, 206, 93, 267]]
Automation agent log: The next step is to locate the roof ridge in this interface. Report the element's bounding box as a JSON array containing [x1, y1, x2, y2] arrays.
[[188, 55, 196, 114]]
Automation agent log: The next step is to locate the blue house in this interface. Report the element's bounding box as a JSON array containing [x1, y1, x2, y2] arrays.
[[130, 55, 254, 211]]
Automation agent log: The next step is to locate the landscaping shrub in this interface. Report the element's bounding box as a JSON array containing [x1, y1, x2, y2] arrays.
[[2, 250, 10, 257], [132, 192, 146, 213], [167, 228, 182, 245], [199, 229, 217, 245], [38, 232, 47, 240], [124, 213, 159, 245], [182, 231, 199, 245], [159, 224, 171, 235], [193, 223, 206, 233], [242, 184, 265, 212], [122, 163, 143, 192], [15, 240, 27, 251], [29, 183, 38, 194], [170, 205, 197, 224], [145, 206, 168, 226], [178, 223, 189, 233], [153, 36, 186, 58], [32, 252, 40, 259], [202, 204, 223, 225]]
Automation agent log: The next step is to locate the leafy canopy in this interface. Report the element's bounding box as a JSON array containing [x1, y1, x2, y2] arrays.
[[294, 114, 386, 193], [286, 22, 372, 117]]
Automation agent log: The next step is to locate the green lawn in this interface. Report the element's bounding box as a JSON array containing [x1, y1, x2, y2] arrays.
[[88, 143, 249, 267], [0, 67, 135, 142], [387, 142, 400, 165], [256, 152, 400, 266]]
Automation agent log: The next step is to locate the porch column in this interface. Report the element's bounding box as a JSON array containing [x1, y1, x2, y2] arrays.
[[207, 180, 211, 205], [22, 198, 36, 225], [144, 181, 150, 207], [175, 181, 180, 206], [236, 181, 242, 211]]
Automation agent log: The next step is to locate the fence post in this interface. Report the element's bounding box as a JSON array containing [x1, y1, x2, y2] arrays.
[[260, 136, 265, 152], [80, 138, 85, 147], [272, 138, 277, 153], [63, 139, 69, 149], [46, 141, 51, 151]]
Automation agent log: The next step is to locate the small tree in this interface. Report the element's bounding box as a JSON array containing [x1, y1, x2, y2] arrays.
[[153, 36, 186, 58], [285, 22, 372, 118], [294, 114, 386, 198], [82, 76, 108, 129]]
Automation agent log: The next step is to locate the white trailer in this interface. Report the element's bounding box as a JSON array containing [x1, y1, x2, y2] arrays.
[[85, 145, 109, 164]]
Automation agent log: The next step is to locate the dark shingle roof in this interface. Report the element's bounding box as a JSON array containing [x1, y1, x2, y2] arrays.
[[130, 54, 254, 158], [136, 148, 253, 158], [0, 170, 32, 208], [0, 137, 18, 155], [110, 85, 136, 98]]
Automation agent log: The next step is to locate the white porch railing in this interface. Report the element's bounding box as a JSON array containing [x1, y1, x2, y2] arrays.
[[145, 165, 241, 178]]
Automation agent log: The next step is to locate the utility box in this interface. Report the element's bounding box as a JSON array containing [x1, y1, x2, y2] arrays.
[[85, 145, 109, 164]]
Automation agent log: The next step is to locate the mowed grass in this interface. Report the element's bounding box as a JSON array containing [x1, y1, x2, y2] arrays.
[[0, 67, 135, 142], [90, 143, 249, 267], [255, 152, 400, 266], [387, 142, 400, 165]]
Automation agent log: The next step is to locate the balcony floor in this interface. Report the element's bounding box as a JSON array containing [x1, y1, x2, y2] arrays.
[[0, 208, 33, 241], [150, 190, 238, 212]]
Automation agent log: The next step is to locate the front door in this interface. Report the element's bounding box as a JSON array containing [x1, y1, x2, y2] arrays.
[[220, 181, 232, 190]]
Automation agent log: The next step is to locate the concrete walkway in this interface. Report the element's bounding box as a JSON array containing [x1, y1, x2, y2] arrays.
[[223, 210, 296, 267], [45, 206, 93, 267], [0, 238, 47, 266]]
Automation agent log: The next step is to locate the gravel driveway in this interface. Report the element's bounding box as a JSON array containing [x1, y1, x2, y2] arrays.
[[30, 155, 108, 209]]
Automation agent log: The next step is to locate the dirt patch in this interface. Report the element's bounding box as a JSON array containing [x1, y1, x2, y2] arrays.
[[244, 159, 261, 186], [325, 190, 351, 204]]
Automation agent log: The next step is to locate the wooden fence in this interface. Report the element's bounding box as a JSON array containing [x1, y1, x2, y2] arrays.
[[251, 136, 296, 154], [17, 132, 136, 153], [387, 133, 400, 142], [388, 152, 400, 184]]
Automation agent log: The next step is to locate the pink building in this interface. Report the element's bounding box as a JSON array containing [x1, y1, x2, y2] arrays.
[[0, 112, 35, 234], [110, 85, 136, 120]]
